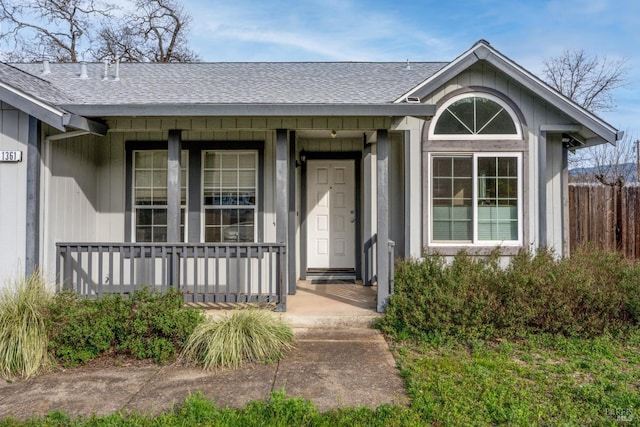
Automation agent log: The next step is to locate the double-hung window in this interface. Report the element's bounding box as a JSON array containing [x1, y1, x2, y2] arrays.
[[132, 150, 187, 242], [202, 150, 258, 242], [428, 92, 523, 246]]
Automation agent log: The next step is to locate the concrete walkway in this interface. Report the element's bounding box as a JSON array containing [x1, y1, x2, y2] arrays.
[[0, 283, 408, 420]]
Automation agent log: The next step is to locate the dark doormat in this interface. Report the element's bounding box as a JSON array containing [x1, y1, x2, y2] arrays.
[[310, 279, 356, 285]]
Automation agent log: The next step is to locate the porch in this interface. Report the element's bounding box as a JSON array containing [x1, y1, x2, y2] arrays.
[[56, 241, 394, 313]]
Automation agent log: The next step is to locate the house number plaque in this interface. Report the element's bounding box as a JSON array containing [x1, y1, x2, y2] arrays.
[[0, 151, 22, 162]]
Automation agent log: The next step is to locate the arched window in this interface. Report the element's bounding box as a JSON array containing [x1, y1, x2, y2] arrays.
[[430, 93, 521, 140], [427, 92, 524, 246]]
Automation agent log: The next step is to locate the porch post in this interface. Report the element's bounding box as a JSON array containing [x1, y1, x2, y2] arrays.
[[287, 130, 297, 294], [25, 116, 41, 277], [167, 129, 182, 243], [376, 129, 390, 312], [363, 138, 376, 285], [538, 130, 547, 247], [275, 129, 289, 308]]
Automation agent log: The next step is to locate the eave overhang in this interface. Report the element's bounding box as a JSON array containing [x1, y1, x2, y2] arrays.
[[396, 40, 621, 145], [0, 82, 108, 135], [60, 103, 437, 119]]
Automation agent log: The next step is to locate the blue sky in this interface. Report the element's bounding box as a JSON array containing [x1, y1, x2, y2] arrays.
[[182, 0, 640, 139]]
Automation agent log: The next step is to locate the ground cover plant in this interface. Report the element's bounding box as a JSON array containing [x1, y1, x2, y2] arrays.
[[0, 273, 52, 380], [2, 247, 638, 425], [181, 309, 294, 369], [47, 287, 205, 365], [378, 245, 640, 341]]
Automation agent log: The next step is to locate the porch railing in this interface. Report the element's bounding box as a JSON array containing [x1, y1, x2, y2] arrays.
[[56, 242, 286, 310]]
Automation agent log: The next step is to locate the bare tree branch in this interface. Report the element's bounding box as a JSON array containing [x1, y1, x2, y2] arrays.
[[543, 49, 629, 112], [94, 0, 199, 62], [0, 0, 114, 62]]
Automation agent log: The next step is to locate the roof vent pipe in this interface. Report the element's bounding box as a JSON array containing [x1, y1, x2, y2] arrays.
[[114, 59, 120, 81], [103, 60, 109, 80], [79, 62, 89, 79], [405, 59, 411, 70], [42, 60, 51, 75]]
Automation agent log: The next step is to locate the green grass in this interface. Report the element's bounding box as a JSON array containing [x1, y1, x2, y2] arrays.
[[180, 309, 294, 369], [3, 333, 638, 426], [395, 332, 640, 426], [0, 272, 52, 380]]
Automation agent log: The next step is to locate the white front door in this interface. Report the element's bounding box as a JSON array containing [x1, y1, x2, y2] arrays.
[[306, 160, 356, 270]]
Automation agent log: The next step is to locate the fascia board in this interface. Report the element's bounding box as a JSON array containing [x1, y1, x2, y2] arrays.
[[482, 49, 619, 144], [0, 83, 66, 131], [59, 103, 437, 119], [399, 41, 620, 144]]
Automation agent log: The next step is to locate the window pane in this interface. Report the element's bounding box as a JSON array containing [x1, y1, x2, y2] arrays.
[[434, 96, 518, 136], [431, 156, 473, 242], [434, 109, 471, 134], [152, 151, 167, 168], [202, 150, 258, 242], [136, 227, 152, 242], [238, 153, 255, 168], [433, 157, 452, 177], [153, 171, 167, 187], [498, 157, 517, 177], [446, 98, 474, 132], [136, 209, 152, 226], [220, 153, 238, 169], [133, 150, 187, 242], [135, 171, 151, 187], [153, 227, 167, 242], [477, 157, 518, 241], [475, 97, 502, 131], [479, 110, 517, 134], [433, 178, 452, 199], [453, 157, 472, 177]]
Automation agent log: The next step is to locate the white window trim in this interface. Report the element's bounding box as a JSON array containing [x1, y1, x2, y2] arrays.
[[200, 150, 259, 243], [428, 92, 522, 141], [428, 152, 523, 247], [132, 149, 188, 243]]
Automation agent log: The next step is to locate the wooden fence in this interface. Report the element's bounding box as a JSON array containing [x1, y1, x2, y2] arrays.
[[569, 184, 640, 258]]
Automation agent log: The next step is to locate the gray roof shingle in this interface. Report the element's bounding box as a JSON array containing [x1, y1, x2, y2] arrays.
[[11, 62, 447, 105], [0, 63, 75, 105]]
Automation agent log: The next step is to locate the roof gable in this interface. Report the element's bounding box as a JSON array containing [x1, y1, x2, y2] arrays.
[[397, 40, 622, 145]]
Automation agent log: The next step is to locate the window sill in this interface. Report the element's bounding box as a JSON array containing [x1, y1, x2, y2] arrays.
[[424, 245, 522, 256]]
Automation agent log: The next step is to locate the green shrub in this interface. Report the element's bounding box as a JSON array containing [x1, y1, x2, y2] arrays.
[[181, 309, 294, 369], [379, 246, 639, 341], [47, 287, 204, 366], [0, 272, 52, 379]]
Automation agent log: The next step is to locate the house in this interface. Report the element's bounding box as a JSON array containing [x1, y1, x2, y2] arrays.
[[0, 40, 622, 312]]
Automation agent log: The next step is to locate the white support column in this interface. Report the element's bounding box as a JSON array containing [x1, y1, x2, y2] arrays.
[[376, 129, 389, 312]]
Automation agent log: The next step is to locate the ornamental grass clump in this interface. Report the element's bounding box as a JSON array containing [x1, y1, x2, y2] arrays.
[[0, 272, 52, 379], [181, 309, 294, 370]]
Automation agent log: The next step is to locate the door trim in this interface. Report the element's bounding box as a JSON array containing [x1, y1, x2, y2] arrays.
[[300, 151, 362, 280]]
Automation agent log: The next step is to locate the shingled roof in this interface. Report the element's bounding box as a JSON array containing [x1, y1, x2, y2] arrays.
[[0, 62, 75, 105], [12, 62, 447, 105]]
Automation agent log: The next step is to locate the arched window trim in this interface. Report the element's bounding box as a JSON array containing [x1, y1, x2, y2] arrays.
[[429, 92, 522, 141]]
